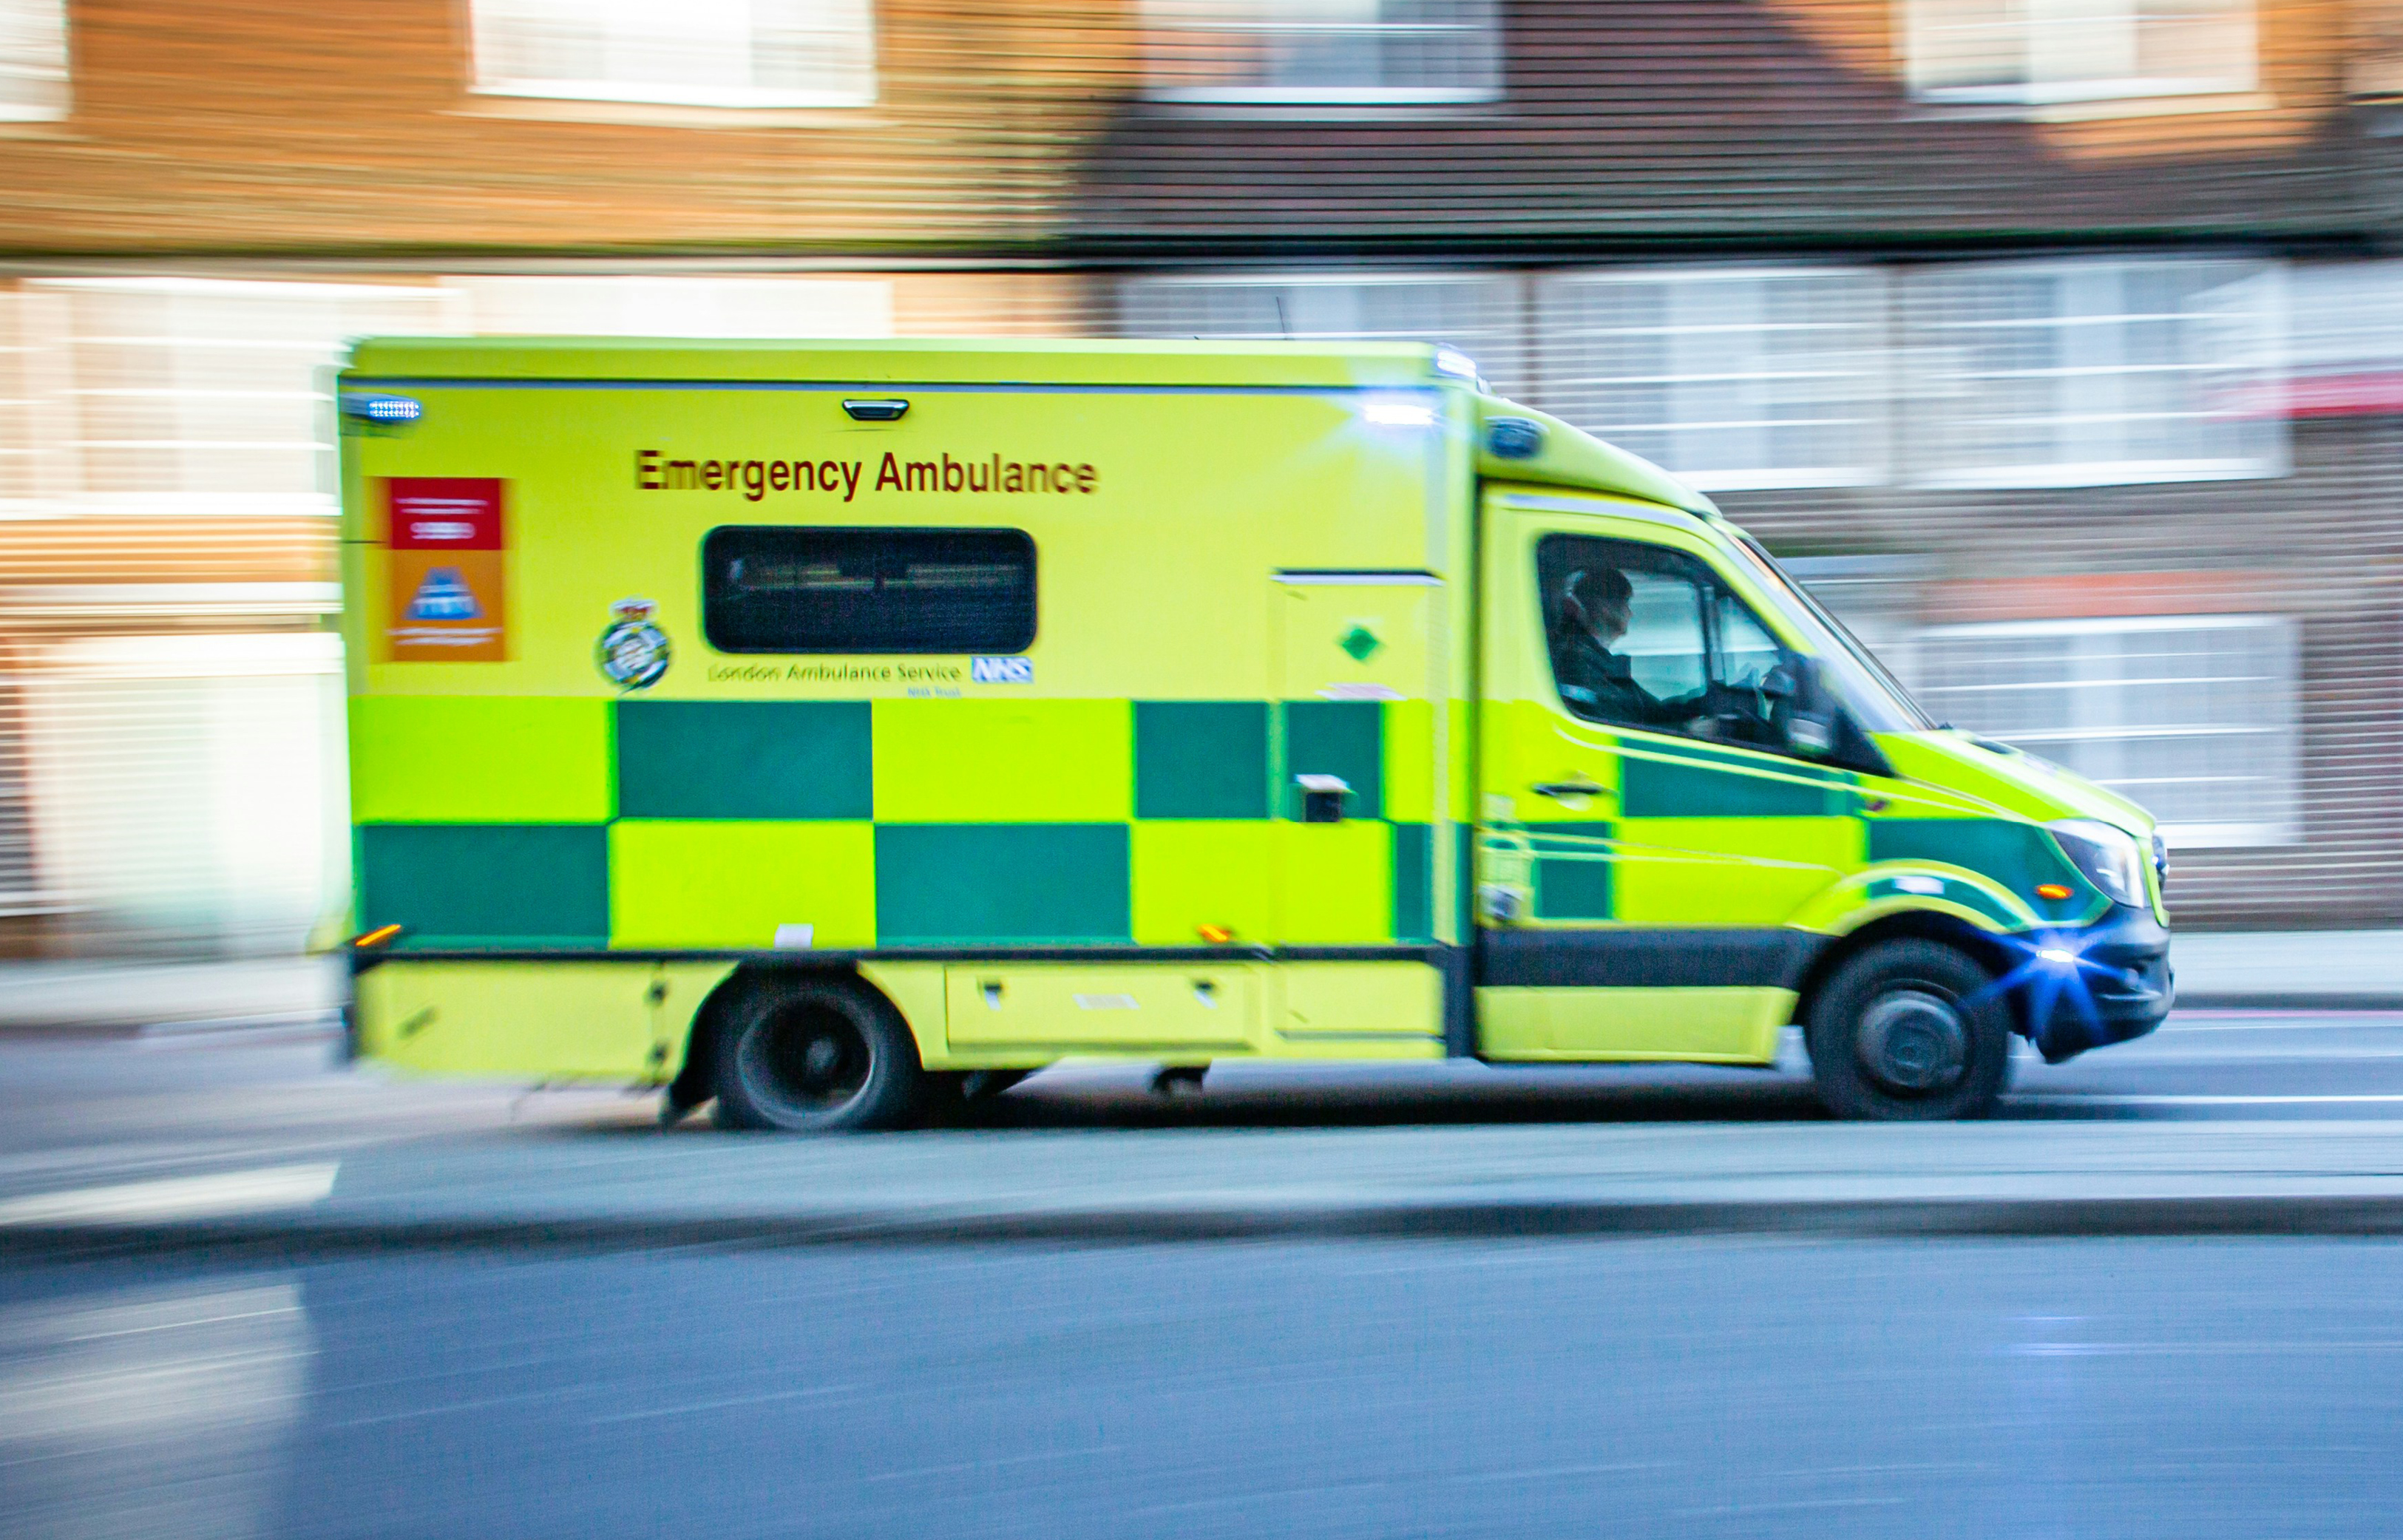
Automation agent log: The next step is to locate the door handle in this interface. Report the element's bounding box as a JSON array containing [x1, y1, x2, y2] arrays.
[[1531, 779, 1605, 799]]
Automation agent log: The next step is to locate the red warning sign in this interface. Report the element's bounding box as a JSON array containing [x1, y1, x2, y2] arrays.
[[384, 478, 506, 662]]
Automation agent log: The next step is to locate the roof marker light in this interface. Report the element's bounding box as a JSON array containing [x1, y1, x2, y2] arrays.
[[340, 393, 422, 424], [1433, 346, 1481, 382], [1363, 398, 1436, 428], [1486, 416, 1545, 459]]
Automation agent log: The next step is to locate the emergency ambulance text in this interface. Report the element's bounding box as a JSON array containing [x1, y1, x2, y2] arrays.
[[636, 450, 1099, 503]]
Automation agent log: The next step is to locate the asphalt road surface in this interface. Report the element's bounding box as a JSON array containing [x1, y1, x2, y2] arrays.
[[5, 1236, 2400, 1539], [10, 1007, 2403, 1180]]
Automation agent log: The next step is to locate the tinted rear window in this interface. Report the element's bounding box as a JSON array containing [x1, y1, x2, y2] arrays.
[[702, 526, 1037, 655]]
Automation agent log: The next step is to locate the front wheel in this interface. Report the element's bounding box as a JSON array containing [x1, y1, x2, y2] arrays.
[[1805, 940, 2012, 1121], [712, 974, 925, 1133]]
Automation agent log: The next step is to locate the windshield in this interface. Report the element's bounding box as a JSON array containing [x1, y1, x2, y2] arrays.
[[1727, 535, 1935, 733]]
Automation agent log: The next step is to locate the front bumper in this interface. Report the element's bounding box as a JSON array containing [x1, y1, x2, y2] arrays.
[[2019, 907, 2174, 1064]]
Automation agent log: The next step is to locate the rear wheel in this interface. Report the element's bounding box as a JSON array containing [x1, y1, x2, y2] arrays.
[[1806, 940, 2011, 1121], [711, 974, 924, 1133]]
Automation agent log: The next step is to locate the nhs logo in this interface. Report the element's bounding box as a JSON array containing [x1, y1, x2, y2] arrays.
[[972, 656, 1033, 685]]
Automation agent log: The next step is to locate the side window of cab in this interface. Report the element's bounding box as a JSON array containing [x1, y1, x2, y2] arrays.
[[1537, 534, 1797, 755]]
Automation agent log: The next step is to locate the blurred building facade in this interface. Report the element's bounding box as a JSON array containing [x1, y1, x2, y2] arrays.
[[0, 0, 2397, 950]]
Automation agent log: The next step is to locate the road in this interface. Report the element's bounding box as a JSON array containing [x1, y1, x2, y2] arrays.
[[5, 1009, 2403, 1538], [6, 1236, 2402, 1538], [8, 1008, 2403, 1184]]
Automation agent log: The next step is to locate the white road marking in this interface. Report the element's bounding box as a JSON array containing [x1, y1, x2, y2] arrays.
[[2009, 1093, 2403, 1107], [0, 1163, 337, 1224]]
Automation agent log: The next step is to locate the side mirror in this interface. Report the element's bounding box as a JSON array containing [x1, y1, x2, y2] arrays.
[[1768, 657, 1831, 752], [1772, 655, 1895, 779]]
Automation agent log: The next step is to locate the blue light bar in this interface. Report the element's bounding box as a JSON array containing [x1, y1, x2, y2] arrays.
[[1433, 346, 1480, 383], [341, 393, 423, 424]]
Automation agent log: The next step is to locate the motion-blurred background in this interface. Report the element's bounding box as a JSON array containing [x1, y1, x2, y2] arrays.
[[0, 0, 2393, 957]]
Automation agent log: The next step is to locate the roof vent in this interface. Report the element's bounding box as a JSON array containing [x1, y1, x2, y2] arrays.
[[842, 398, 909, 422], [1486, 417, 1543, 459]]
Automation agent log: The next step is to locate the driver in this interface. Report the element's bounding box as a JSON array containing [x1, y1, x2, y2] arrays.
[[1550, 566, 1695, 728]]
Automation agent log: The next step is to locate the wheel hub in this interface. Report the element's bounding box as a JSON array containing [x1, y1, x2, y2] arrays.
[[742, 1003, 872, 1119], [1856, 988, 1969, 1093]]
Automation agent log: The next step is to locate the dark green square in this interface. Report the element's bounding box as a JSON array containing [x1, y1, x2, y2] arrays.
[[1529, 822, 1615, 920], [875, 824, 1131, 945], [617, 700, 872, 820], [1136, 702, 1270, 820], [1868, 818, 2087, 899], [1621, 753, 1844, 818], [1392, 822, 1434, 941], [1282, 700, 1383, 821], [356, 823, 609, 946]]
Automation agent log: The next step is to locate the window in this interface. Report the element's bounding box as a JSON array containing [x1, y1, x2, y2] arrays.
[[1904, 0, 2255, 106], [1142, 0, 1499, 105], [1533, 267, 1889, 491], [703, 526, 1036, 655], [0, 278, 458, 516], [21, 634, 347, 952], [0, 0, 65, 121], [1902, 258, 2285, 488], [1911, 614, 2298, 847], [1119, 271, 1525, 398], [470, 0, 875, 109], [1537, 535, 1795, 754]]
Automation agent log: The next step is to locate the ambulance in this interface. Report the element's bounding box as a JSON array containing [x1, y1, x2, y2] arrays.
[[336, 337, 2172, 1127]]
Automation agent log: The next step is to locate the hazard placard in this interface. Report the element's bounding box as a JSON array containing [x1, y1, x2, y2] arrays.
[[385, 478, 506, 662]]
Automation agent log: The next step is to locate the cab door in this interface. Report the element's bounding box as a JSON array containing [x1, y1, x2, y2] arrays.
[[1474, 497, 1860, 1062]]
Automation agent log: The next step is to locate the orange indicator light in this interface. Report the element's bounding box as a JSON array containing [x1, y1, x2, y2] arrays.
[[2035, 884, 2073, 901], [1197, 924, 1235, 944], [356, 923, 404, 948]]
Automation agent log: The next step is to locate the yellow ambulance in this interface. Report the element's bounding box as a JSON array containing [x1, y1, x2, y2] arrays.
[[337, 337, 2171, 1127]]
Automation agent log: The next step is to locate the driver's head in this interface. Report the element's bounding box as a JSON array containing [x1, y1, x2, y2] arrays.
[[1567, 567, 1633, 647]]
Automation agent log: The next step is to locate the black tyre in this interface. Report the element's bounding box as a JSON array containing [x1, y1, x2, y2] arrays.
[[711, 974, 925, 1133], [1805, 940, 2012, 1121]]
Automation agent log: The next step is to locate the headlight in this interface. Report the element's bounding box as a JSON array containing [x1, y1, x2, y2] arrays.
[[2047, 818, 2147, 908]]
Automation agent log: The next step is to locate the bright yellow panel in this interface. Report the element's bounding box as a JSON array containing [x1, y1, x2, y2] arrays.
[[1611, 818, 1854, 926], [1383, 697, 1436, 823], [609, 821, 875, 948], [1274, 961, 1442, 1039], [872, 699, 1131, 823], [1132, 821, 1273, 946], [1276, 582, 1433, 702], [356, 961, 659, 1079], [350, 695, 611, 823], [943, 965, 1258, 1048], [1275, 820, 1392, 943], [1477, 986, 1791, 1062]]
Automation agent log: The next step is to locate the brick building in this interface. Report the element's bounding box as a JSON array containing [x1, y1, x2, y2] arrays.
[[0, 0, 2395, 949]]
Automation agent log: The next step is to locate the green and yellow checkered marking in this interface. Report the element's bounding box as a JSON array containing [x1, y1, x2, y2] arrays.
[[353, 693, 1439, 950]]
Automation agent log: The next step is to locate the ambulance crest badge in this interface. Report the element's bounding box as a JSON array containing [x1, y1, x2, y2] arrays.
[[597, 599, 671, 691]]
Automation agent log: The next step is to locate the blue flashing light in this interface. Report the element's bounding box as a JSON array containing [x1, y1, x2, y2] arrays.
[[1433, 346, 1481, 384], [1363, 397, 1437, 428], [342, 393, 423, 424]]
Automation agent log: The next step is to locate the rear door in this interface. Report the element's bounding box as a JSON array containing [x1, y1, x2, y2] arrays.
[[1474, 495, 1860, 1061]]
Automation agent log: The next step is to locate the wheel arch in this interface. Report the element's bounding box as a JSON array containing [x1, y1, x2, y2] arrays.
[[1792, 912, 2027, 1040], [666, 960, 874, 1111]]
